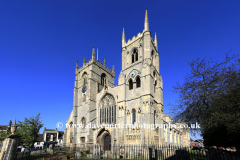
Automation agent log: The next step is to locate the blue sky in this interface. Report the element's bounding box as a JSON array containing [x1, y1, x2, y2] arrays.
[[1, 0, 240, 139]]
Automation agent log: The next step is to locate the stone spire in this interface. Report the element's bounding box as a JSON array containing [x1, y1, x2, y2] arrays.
[[104, 58, 106, 66], [13, 119, 16, 126], [144, 10, 149, 31], [122, 28, 126, 47], [76, 60, 78, 68], [154, 32, 158, 50], [83, 57, 86, 65], [8, 120, 12, 127], [112, 63, 115, 73], [92, 46, 95, 60]]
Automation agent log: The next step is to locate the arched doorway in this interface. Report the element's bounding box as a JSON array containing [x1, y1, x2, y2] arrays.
[[104, 135, 111, 150], [96, 129, 111, 151]]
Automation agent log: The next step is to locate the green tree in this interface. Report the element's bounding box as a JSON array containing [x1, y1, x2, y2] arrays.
[[202, 84, 240, 148], [0, 121, 12, 143], [16, 113, 43, 152], [0, 130, 11, 143], [170, 51, 240, 141]]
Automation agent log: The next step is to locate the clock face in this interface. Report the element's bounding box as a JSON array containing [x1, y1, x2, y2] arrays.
[[131, 71, 136, 78], [82, 86, 87, 93]]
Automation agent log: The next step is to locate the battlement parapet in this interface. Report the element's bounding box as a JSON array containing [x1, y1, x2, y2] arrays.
[[123, 32, 143, 47], [77, 59, 115, 77]]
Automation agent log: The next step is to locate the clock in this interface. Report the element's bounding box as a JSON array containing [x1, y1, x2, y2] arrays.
[[131, 71, 136, 78], [82, 86, 87, 93]]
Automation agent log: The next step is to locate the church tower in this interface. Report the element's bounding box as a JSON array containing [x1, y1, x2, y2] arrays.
[[64, 46, 115, 146], [118, 10, 163, 144]]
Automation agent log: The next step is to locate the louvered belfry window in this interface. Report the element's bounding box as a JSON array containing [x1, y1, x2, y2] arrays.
[[100, 94, 116, 124]]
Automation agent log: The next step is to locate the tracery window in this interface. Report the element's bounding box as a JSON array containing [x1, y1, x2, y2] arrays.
[[100, 94, 116, 124], [131, 48, 138, 63], [101, 73, 106, 86]]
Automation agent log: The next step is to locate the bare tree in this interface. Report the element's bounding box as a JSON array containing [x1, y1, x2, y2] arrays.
[[170, 51, 240, 136]]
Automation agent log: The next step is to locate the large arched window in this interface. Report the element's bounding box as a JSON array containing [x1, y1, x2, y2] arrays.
[[101, 73, 106, 86], [99, 94, 116, 124], [136, 76, 141, 88], [129, 79, 133, 90], [132, 109, 136, 124]]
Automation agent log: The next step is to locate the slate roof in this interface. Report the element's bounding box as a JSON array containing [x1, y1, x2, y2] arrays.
[[0, 125, 9, 131], [37, 134, 44, 142], [45, 129, 56, 131]]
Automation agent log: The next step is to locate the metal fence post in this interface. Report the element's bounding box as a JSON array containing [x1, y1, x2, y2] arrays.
[[149, 147, 152, 160]]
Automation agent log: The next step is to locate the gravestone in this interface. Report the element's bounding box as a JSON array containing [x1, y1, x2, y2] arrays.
[[93, 144, 100, 159], [87, 154, 92, 159], [75, 152, 81, 159], [103, 151, 108, 159]]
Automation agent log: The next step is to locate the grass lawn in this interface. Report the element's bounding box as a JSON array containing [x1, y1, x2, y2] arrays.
[[16, 150, 79, 160]]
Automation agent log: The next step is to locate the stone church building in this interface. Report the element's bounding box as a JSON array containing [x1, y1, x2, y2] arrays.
[[63, 11, 190, 150]]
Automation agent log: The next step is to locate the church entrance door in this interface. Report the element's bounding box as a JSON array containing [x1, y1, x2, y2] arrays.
[[104, 135, 111, 150]]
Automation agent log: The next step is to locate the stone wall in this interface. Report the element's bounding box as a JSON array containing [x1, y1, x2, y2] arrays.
[[0, 136, 19, 160]]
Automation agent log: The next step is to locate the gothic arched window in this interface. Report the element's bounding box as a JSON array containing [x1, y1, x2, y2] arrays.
[[132, 109, 136, 124], [82, 72, 88, 85], [136, 76, 141, 88], [131, 48, 138, 63], [81, 117, 86, 129], [134, 49, 138, 62], [101, 73, 106, 86], [99, 94, 116, 124], [129, 79, 133, 90]]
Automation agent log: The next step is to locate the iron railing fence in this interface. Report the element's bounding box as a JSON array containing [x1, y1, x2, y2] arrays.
[[14, 144, 240, 160]]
